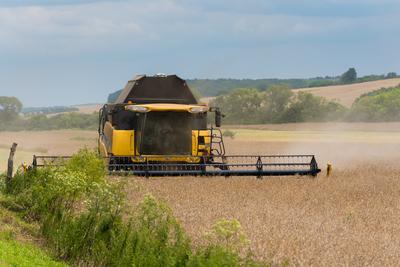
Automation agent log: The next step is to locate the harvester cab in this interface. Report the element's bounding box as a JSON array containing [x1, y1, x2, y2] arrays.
[[98, 75, 225, 162], [33, 74, 321, 177]]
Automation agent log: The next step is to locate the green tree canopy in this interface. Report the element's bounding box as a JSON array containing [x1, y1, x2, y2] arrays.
[[0, 96, 23, 122], [210, 88, 264, 124], [262, 85, 293, 122], [340, 68, 357, 84]]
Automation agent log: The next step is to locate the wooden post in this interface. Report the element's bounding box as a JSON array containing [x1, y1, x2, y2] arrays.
[[6, 143, 17, 184], [326, 163, 332, 177]]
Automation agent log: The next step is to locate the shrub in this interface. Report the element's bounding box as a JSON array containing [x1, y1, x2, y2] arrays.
[[188, 219, 264, 267], [347, 86, 400, 122], [212, 87, 347, 124], [3, 149, 265, 266], [223, 130, 236, 139]]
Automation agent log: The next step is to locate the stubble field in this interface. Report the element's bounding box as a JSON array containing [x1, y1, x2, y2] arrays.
[[1, 123, 400, 265]]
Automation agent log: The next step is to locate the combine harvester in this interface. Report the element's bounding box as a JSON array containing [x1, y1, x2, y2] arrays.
[[32, 74, 321, 178]]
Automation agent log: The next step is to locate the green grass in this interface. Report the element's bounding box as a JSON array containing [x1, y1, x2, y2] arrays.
[[0, 195, 68, 267], [0, 238, 68, 267]]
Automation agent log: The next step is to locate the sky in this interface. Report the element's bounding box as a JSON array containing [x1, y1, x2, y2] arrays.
[[0, 0, 399, 107]]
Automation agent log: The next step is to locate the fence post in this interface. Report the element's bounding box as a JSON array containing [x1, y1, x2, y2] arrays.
[[6, 143, 17, 185]]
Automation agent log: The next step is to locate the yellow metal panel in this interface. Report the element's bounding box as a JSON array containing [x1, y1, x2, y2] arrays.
[[111, 130, 134, 156], [192, 130, 211, 156]]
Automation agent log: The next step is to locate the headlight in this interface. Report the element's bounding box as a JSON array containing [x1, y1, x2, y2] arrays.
[[189, 106, 209, 113], [125, 105, 149, 113]]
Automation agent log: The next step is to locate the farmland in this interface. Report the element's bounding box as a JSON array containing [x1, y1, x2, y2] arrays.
[[1, 124, 400, 265], [295, 78, 400, 107]]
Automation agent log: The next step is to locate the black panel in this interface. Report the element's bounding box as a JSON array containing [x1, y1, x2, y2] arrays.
[[125, 75, 198, 104], [109, 105, 139, 130], [140, 112, 191, 155]]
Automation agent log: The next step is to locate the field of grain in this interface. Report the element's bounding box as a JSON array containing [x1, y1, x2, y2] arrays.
[[0, 130, 97, 171], [1, 125, 400, 265], [295, 78, 400, 107], [72, 104, 103, 114]]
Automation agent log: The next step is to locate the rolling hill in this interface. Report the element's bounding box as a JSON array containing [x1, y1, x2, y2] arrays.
[[295, 78, 400, 107]]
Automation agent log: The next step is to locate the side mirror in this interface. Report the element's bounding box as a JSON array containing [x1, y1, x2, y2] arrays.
[[215, 109, 222, 127]]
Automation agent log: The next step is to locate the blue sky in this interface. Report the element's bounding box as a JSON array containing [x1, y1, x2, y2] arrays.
[[0, 0, 399, 106]]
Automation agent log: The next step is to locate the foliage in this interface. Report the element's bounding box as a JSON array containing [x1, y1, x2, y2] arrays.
[[0, 112, 98, 131], [0, 96, 23, 122], [3, 149, 264, 266], [347, 86, 400, 121], [189, 219, 265, 267], [212, 88, 264, 124], [205, 219, 249, 253], [211, 87, 347, 124], [282, 92, 347, 122], [21, 106, 79, 115], [0, 238, 68, 267], [108, 70, 398, 100], [262, 85, 293, 123], [340, 68, 357, 84], [223, 130, 236, 139]]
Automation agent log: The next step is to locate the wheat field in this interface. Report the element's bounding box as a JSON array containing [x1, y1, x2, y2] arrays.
[[1, 126, 400, 265]]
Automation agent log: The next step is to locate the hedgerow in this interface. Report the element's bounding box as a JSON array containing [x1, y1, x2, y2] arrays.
[[2, 149, 266, 266]]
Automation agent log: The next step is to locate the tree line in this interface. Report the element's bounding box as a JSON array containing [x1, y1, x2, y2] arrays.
[[210, 86, 346, 124], [211, 84, 400, 124], [0, 96, 97, 131], [107, 68, 398, 102], [2, 83, 400, 131]]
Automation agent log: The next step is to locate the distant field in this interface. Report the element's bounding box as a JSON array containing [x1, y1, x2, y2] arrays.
[[71, 104, 102, 114], [295, 78, 400, 107], [0, 130, 97, 172], [0, 149, 40, 172]]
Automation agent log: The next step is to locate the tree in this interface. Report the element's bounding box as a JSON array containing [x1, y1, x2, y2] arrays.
[[340, 68, 357, 84], [387, 72, 397, 79], [282, 92, 346, 122], [0, 96, 23, 122], [211, 88, 263, 124], [262, 85, 293, 122]]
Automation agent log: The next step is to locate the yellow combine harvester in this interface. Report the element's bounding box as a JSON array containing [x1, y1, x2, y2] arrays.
[[33, 74, 320, 177]]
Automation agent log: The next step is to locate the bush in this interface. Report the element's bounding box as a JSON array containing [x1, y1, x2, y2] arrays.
[[0, 112, 98, 131], [188, 219, 263, 267], [282, 92, 347, 122], [347, 86, 400, 122], [2, 149, 264, 266], [223, 130, 236, 139], [212, 88, 347, 124]]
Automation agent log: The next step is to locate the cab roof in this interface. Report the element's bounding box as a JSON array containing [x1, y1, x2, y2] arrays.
[[115, 74, 198, 105]]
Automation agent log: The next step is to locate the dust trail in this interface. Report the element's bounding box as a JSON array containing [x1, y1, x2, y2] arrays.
[[225, 122, 400, 170]]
